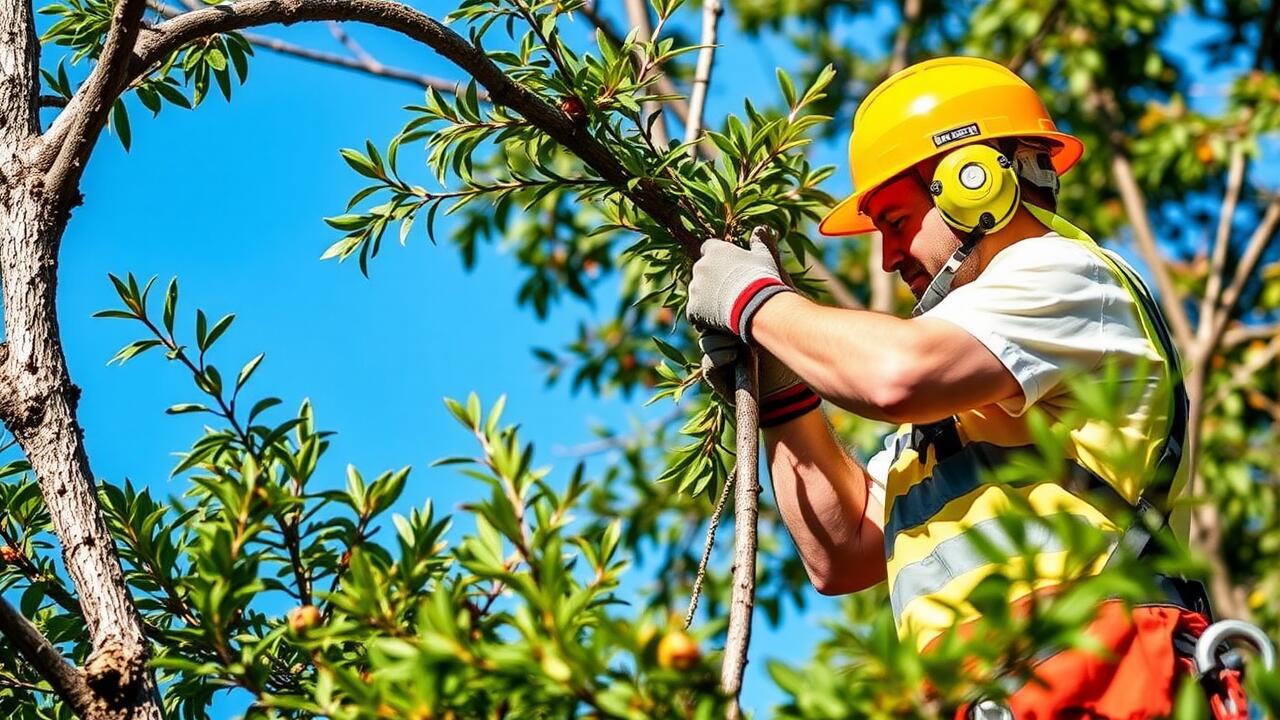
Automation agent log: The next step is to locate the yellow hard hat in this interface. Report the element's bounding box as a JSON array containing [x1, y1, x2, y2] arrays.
[[818, 56, 1085, 237]]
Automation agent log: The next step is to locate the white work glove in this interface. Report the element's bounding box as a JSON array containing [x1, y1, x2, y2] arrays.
[[687, 226, 794, 343], [698, 330, 821, 428]]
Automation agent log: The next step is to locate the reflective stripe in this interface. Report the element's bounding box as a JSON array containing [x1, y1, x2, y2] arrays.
[[890, 512, 1102, 619], [884, 443, 1033, 559]]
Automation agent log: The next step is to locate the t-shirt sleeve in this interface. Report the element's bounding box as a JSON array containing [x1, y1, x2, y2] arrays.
[[920, 237, 1113, 416]]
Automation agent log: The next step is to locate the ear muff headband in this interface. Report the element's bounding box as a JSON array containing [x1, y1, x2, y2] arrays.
[[929, 144, 1021, 235]]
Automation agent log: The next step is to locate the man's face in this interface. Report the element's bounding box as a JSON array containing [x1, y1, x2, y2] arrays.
[[863, 168, 960, 299]]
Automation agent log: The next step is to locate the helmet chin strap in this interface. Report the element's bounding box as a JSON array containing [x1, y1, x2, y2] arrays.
[[911, 226, 984, 317]]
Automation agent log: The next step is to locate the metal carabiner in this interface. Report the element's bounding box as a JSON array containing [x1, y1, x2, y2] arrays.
[[1194, 619, 1277, 677]]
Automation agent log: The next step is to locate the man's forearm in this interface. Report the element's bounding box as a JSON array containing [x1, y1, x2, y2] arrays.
[[763, 408, 885, 595], [751, 292, 920, 421]]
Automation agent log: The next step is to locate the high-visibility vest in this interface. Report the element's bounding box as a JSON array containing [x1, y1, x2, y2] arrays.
[[882, 209, 1190, 651]]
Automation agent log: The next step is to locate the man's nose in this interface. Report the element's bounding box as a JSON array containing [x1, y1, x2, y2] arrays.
[[880, 234, 904, 274]]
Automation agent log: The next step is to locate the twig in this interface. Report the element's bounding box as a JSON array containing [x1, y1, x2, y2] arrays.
[[0, 596, 95, 718], [684, 464, 735, 629], [684, 0, 722, 153], [889, 0, 920, 74], [722, 354, 760, 720]]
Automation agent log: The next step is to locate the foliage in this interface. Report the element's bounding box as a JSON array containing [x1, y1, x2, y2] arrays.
[[9, 0, 1280, 716]]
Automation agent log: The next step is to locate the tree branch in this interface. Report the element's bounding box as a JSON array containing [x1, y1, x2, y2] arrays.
[[1107, 143, 1196, 349], [121, 0, 704, 257], [722, 357, 760, 720], [0, 596, 96, 718], [1198, 144, 1248, 345], [42, 0, 149, 208], [684, 0, 722, 153], [1209, 195, 1280, 345]]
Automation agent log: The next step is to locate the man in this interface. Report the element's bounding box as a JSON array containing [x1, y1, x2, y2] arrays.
[[687, 56, 1219, 718]]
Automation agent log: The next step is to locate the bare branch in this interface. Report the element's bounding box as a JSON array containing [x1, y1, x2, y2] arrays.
[[1199, 144, 1248, 343], [0, 596, 96, 718], [722, 356, 760, 720], [1209, 196, 1280, 343], [38, 95, 68, 109], [42, 0, 149, 207], [1107, 140, 1196, 348], [121, 0, 705, 256], [684, 0, 723, 153]]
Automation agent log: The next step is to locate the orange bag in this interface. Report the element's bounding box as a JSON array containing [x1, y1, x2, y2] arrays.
[[956, 599, 1211, 719]]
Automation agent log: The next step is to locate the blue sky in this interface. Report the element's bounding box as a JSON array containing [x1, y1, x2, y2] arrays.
[[23, 2, 1267, 717]]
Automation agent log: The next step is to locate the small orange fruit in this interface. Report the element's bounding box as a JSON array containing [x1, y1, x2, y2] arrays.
[[657, 630, 700, 671]]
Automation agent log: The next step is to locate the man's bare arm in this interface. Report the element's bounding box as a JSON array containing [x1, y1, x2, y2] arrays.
[[763, 409, 885, 595], [751, 292, 1022, 423]]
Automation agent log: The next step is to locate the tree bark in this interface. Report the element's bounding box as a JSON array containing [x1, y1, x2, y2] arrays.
[[2, 2, 163, 718]]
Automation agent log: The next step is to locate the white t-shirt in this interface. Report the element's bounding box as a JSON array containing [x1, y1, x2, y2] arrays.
[[864, 232, 1165, 489]]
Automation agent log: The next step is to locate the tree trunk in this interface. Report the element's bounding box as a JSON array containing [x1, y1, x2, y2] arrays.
[[1, 3, 162, 718]]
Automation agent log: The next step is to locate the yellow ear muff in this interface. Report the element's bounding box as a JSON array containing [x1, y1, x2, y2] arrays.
[[928, 144, 1021, 235]]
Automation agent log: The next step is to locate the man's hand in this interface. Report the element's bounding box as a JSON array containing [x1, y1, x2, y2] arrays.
[[687, 226, 793, 342], [699, 330, 821, 427]]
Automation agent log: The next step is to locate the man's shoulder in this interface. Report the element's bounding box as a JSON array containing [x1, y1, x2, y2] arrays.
[[988, 233, 1112, 274]]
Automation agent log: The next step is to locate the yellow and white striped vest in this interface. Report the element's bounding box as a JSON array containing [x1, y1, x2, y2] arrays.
[[882, 211, 1189, 651]]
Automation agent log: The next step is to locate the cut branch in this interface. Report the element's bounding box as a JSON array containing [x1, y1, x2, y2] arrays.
[[0, 595, 96, 718]]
